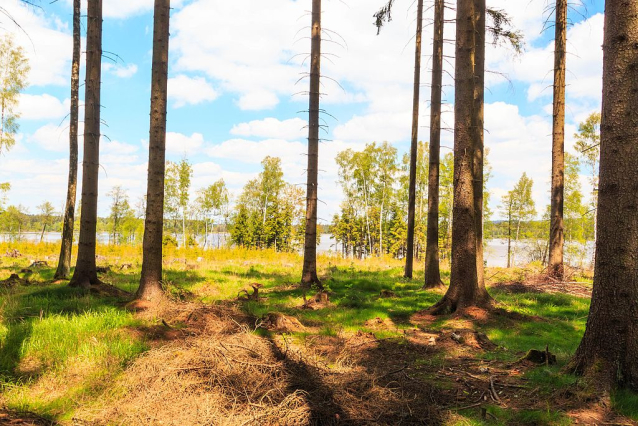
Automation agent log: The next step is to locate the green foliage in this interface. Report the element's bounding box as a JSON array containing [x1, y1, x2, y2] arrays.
[[164, 159, 193, 245], [0, 182, 9, 212], [332, 142, 402, 257], [107, 186, 137, 245], [0, 34, 29, 155], [162, 234, 178, 248], [500, 173, 536, 266], [230, 157, 304, 252], [574, 112, 601, 196], [0, 204, 28, 240], [195, 179, 230, 248], [564, 153, 593, 266]]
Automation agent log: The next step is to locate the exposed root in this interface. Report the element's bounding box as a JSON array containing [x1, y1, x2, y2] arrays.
[[96, 266, 111, 274], [301, 292, 331, 310], [237, 283, 263, 302], [518, 348, 557, 365], [422, 278, 445, 290], [261, 312, 305, 333]]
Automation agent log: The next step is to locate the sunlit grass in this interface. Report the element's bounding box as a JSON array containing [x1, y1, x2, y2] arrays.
[[1, 241, 636, 425], [0, 282, 146, 421]]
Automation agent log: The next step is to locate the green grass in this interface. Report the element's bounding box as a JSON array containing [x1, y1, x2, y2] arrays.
[[0, 281, 147, 420], [613, 389, 638, 420], [1, 242, 637, 425], [453, 405, 572, 426], [483, 291, 590, 362]]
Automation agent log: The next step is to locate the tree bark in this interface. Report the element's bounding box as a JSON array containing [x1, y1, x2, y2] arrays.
[[430, 0, 491, 314], [138, 0, 171, 302], [404, 0, 424, 278], [424, 0, 445, 288], [569, 0, 638, 390], [69, 0, 102, 289], [548, 0, 567, 279], [301, 0, 322, 287], [473, 0, 486, 289], [182, 210, 186, 248], [507, 204, 512, 268], [54, 0, 81, 280]]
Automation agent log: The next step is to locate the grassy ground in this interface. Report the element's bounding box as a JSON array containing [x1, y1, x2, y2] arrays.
[[0, 242, 636, 425]]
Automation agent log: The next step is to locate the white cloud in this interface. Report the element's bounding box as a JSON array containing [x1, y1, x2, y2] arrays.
[[237, 91, 279, 111], [101, 140, 140, 164], [168, 75, 219, 108], [18, 94, 69, 120], [28, 123, 75, 152], [2, 0, 73, 87], [104, 63, 139, 79], [206, 138, 306, 165], [333, 111, 411, 144], [166, 132, 205, 155], [230, 117, 307, 140], [488, 13, 604, 104], [484, 102, 588, 219], [192, 161, 257, 190]]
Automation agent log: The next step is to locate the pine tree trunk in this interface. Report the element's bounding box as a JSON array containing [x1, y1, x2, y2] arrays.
[[69, 0, 102, 289], [182, 210, 186, 248], [423, 0, 445, 288], [473, 0, 486, 289], [379, 186, 385, 256], [54, 0, 81, 280], [363, 181, 373, 255], [404, 0, 424, 278], [204, 220, 208, 249], [513, 219, 521, 267], [507, 207, 512, 268], [430, 0, 490, 314], [138, 0, 170, 302], [548, 0, 567, 279], [569, 0, 638, 390], [301, 0, 322, 287]]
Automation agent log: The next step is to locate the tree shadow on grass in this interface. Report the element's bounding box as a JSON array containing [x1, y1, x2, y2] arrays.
[[0, 317, 34, 378], [0, 283, 135, 380]]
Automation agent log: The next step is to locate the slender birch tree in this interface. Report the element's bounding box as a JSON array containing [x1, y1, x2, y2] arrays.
[[55, 0, 81, 279], [69, 0, 103, 289]]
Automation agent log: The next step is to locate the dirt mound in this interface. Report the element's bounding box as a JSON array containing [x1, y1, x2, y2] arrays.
[[261, 312, 305, 332], [491, 279, 592, 298], [78, 303, 444, 425], [78, 305, 309, 425], [4, 249, 21, 258], [301, 291, 331, 310], [0, 409, 54, 425], [0, 274, 28, 288], [364, 317, 396, 329]]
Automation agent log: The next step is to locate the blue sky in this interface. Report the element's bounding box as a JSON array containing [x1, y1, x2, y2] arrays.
[[1, 0, 605, 221]]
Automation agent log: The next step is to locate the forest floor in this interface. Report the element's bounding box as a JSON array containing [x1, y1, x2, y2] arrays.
[[0, 242, 637, 426]]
